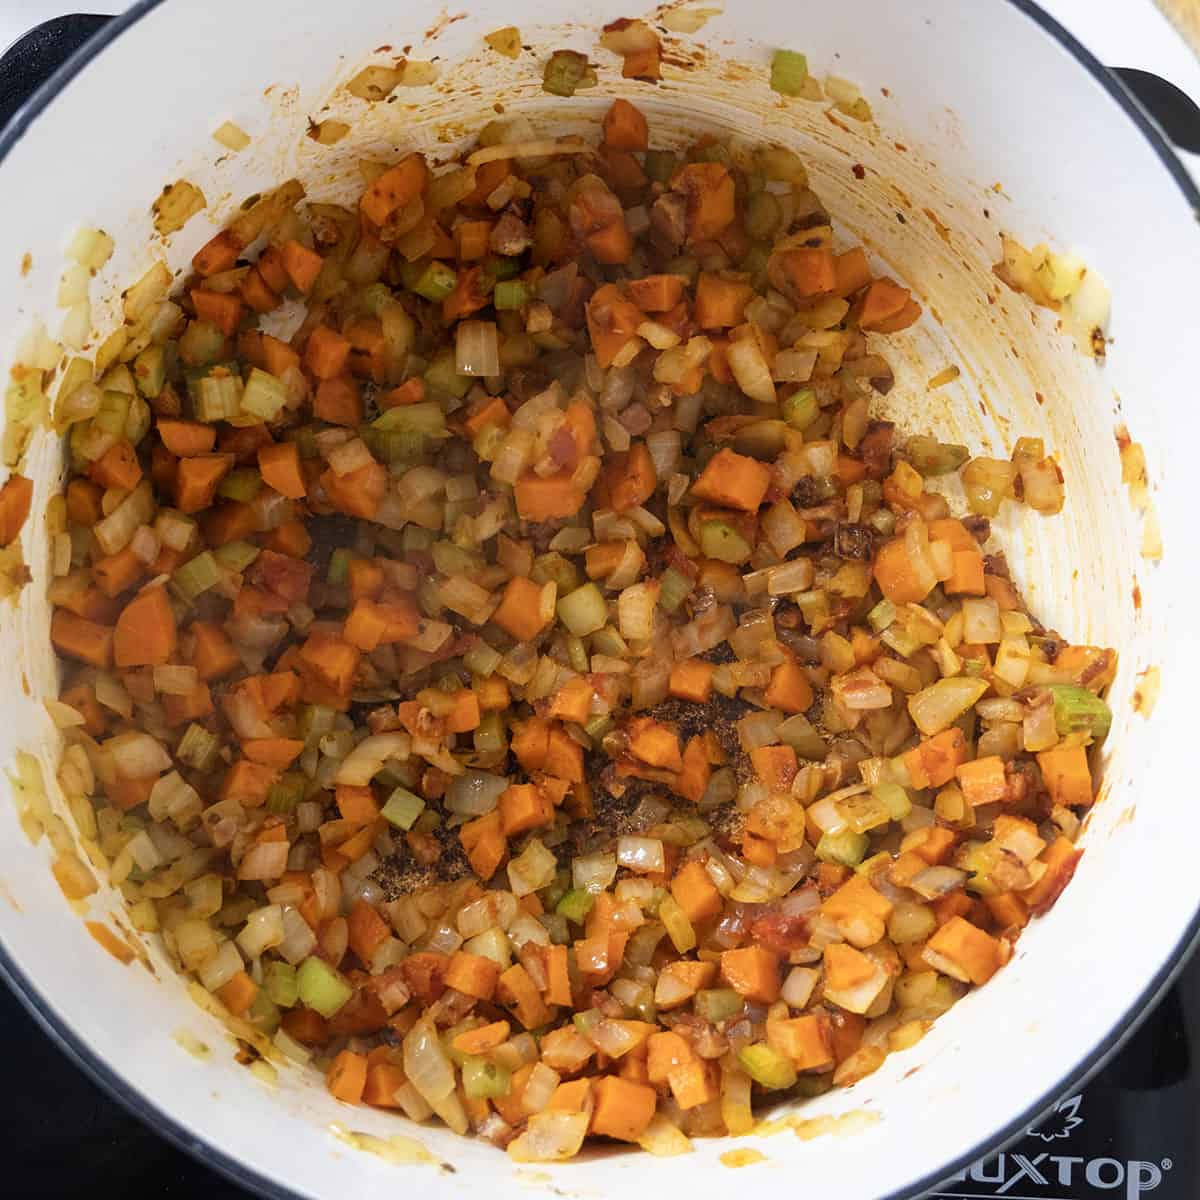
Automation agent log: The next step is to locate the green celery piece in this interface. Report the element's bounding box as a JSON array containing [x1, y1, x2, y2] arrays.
[[1048, 684, 1112, 739], [172, 551, 221, 601], [781, 388, 819, 430], [296, 956, 353, 1018], [264, 960, 299, 1008], [555, 887, 595, 924], [694, 988, 744, 1023], [493, 280, 531, 310], [382, 787, 425, 830], [738, 1042, 798, 1089], [413, 261, 457, 302], [699, 520, 751, 564], [657, 566, 694, 614], [267, 772, 306, 813], [770, 49, 809, 97], [327, 547, 352, 585], [461, 1056, 512, 1099], [815, 829, 868, 867]]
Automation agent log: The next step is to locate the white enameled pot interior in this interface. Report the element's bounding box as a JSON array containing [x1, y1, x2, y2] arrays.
[[0, 1, 1196, 1198]]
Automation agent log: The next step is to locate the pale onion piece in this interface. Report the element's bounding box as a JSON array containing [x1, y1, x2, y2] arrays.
[[153, 180, 206, 236], [508, 839, 558, 898], [908, 676, 990, 735], [45, 698, 85, 728], [403, 619, 453, 653], [57, 263, 90, 307], [616, 836, 665, 874], [637, 1113, 693, 1157], [197, 939, 243, 992], [16, 319, 62, 371], [767, 558, 814, 595], [1062, 267, 1111, 358], [467, 137, 591, 166], [107, 730, 172, 778], [213, 121, 251, 151], [824, 74, 864, 106], [773, 348, 817, 383], [521, 1062, 561, 1115], [445, 770, 508, 816], [153, 664, 199, 695], [174, 918, 218, 971], [335, 732, 412, 787], [274, 1029, 311, 1064], [126, 829, 163, 872], [327, 437, 374, 477], [95, 671, 133, 718], [548, 526, 592, 554], [238, 841, 289, 881], [456, 320, 500, 376], [236, 904, 285, 958], [822, 954, 889, 1014], [637, 320, 681, 350], [781, 965, 820, 1008], [598, 18, 659, 53], [661, 3, 722, 33], [66, 225, 115, 270], [961, 596, 1002, 644], [617, 581, 658, 641], [507, 1111, 589, 1163], [573, 852, 618, 893], [278, 906, 317, 964], [399, 60, 440, 86], [124, 261, 173, 322], [726, 337, 777, 403]]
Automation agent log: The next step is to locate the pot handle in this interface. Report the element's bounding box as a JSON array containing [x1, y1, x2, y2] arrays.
[[0, 14, 113, 133], [1112, 67, 1200, 191]]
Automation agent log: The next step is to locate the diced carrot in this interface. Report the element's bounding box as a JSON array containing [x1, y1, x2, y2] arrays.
[[321, 461, 386, 520], [61, 681, 108, 735], [721, 945, 781, 1003], [513, 470, 583, 522], [280, 239, 324, 294], [360, 153, 428, 227], [304, 326, 352, 380], [671, 162, 735, 243], [667, 1056, 717, 1110], [647, 1030, 695, 1085], [926, 915, 1002, 985], [175, 453, 234, 514], [343, 597, 390, 652], [446, 690, 480, 734], [665, 659, 712, 705], [622, 45, 662, 80], [105, 773, 156, 812], [92, 546, 144, 598], [585, 283, 643, 368], [343, 316, 386, 383], [217, 970, 259, 1017], [192, 229, 242, 277], [689, 447, 771, 512], [497, 963, 552, 1030], [832, 246, 872, 298], [299, 632, 360, 695], [927, 518, 977, 551], [449, 1021, 511, 1058], [344, 898, 389, 967], [769, 1013, 835, 1071], [985, 891, 1029, 930], [835, 454, 868, 487], [311, 375, 362, 428], [334, 786, 379, 826], [454, 219, 493, 262], [764, 657, 814, 713], [263, 518, 311, 559], [1020, 836, 1081, 915], [460, 809, 506, 881], [904, 727, 969, 789], [601, 98, 649, 152], [461, 393, 510, 440], [346, 558, 384, 602], [113, 585, 176, 668], [162, 682, 214, 726], [157, 419, 216, 458], [327, 1049, 368, 1104], [90, 440, 142, 491], [443, 264, 489, 322], [591, 1075, 656, 1141], [190, 620, 240, 681], [628, 719, 682, 771], [260, 334, 301, 379], [256, 442, 306, 500], [474, 675, 509, 712], [221, 759, 276, 806], [241, 738, 304, 768], [779, 247, 836, 298], [379, 379, 427, 411], [239, 267, 280, 314], [444, 950, 502, 1001], [542, 943, 573, 1007], [500, 783, 554, 837], [191, 289, 244, 337], [626, 274, 684, 313], [873, 535, 935, 604], [673, 734, 711, 804], [750, 744, 798, 793], [859, 278, 914, 329], [946, 548, 986, 596], [1037, 745, 1094, 808], [546, 1078, 592, 1113], [694, 272, 755, 329], [512, 717, 550, 772], [362, 1062, 406, 1108], [548, 676, 593, 725], [670, 859, 723, 924], [255, 245, 290, 294], [66, 477, 103, 526], [910, 825, 958, 866], [955, 755, 1007, 805], [491, 574, 552, 645], [874, 299, 924, 336], [823, 942, 876, 992], [218, 422, 274, 464], [607, 442, 657, 512], [544, 725, 584, 784]]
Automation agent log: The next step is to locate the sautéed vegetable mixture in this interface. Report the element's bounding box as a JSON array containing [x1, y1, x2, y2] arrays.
[[41, 88, 1114, 1161]]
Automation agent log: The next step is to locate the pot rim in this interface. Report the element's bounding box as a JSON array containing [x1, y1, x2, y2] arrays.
[[0, 2, 1196, 1197]]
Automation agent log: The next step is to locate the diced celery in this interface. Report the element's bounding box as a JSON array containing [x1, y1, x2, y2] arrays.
[[264, 960, 299, 1008], [565, 634, 590, 674], [777, 713, 826, 760], [1049, 685, 1112, 739], [194, 371, 243, 422], [906, 435, 970, 477], [240, 367, 288, 421], [739, 1043, 798, 1089], [644, 150, 678, 184], [590, 625, 629, 658], [873, 782, 912, 821], [248, 990, 281, 1034], [781, 387, 819, 430], [94, 389, 130, 436], [583, 714, 613, 744], [267, 772, 306, 813], [486, 256, 521, 282], [134, 343, 166, 399], [532, 552, 579, 595], [327, 548, 351, 585], [658, 567, 693, 614], [699, 520, 752, 565], [218, 468, 262, 502], [867, 598, 897, 633], [462, 1056, 512, 1099], [573, 1008, 603, 1037], [177, 723, 220, 771], [658, 895, 697, 953], [296, 956, 353, 1018], [179, 319, 226, 367], [474, 711, 506, 754], [424, 349, 472, 400], [557, 583, 608, 637], [815, 829, 868, 866], [770, 49, 809, 97], [694, 988, 744, 1023], [413, 261, 457, 302], [542, 49, 595, 97], [373, 400, 449, 436], [172, 550, 221, 601], [493, 280, 531, 310], [299, 704, 337, 741], [213, 541, 260, 573], [555, 887, 595, 924], [382, 787, 425, 830]]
